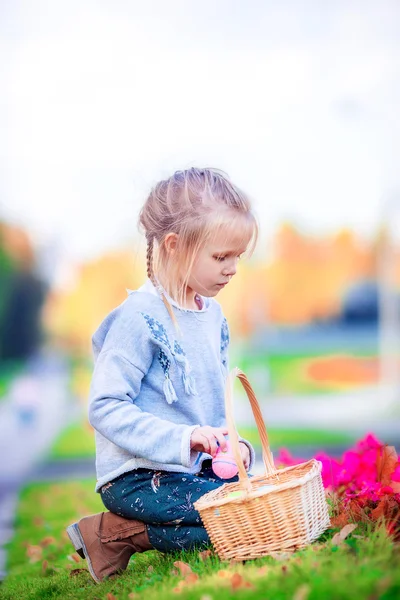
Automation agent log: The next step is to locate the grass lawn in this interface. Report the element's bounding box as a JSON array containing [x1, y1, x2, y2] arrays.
[[50, 421, 95, 460], [239, 426, 354, 452], [1, 478, 399, 600], [239, 351, 378, 395]]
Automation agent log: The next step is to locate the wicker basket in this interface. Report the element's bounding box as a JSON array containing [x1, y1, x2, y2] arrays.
[[193, 368, 330, 561]]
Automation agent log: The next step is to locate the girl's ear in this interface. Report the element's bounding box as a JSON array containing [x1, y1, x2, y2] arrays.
[[164, 232, 178, 255]]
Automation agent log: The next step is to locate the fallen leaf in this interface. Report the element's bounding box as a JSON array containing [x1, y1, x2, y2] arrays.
[[217, 569, 230, 578], [39, 536, 55, 548], [330, 512, 349, 528], [331, 532, 343, 545], [26, 545, 42, 563], [377, 446, 398, 485], [173, 561, 193, 576], [348, 500, 366, 522], [67, 553, 82, 563], [184, 573, 199, 585], [371, 498, 388, 521], [390, 481, 400, 493], [230, 572, 254, 590], [340, 523, 358, 539], [107, 594, 117, 600], [69, 568, 88, 577], [331, 524, 357, 545], [172, 580, 186, 593], [41, 560, 48, 573], [198, 549, 212, 561], [171, 572, 199, 593], [293, 583, 310, 600], [147, 565, 154, 573]]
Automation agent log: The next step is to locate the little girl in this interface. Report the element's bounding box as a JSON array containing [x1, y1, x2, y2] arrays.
[[67, 167, 258, 583]]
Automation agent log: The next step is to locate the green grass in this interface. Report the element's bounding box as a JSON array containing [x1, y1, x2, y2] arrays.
[[239, 426, 354, 451], [50, 421, 95, 459], [2, 479, 400, 600], [239, 351, 377, 395]]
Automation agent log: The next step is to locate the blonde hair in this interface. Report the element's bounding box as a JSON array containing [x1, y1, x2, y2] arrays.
[[138, 167, 258, 317]]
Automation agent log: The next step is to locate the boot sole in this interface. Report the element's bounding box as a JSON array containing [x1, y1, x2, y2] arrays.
[[66, 523, 101, 584]]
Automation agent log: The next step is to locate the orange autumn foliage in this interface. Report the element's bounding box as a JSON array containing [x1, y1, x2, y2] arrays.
[[44, 224, 400, 349], [45, 250, 144, 353], [0, 221, 35, 269], [265, 225, 376, 324], [218, 225, 384, 332]]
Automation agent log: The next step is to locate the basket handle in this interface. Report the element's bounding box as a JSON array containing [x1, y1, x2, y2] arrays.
[[225, 367, 276, 491]]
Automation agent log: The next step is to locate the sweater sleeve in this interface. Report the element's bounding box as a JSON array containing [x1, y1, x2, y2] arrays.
[[88, 307, 198, 467], [237, 436, 256, 471]]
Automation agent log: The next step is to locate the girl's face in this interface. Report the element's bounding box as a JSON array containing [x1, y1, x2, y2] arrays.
[[186, 225, 251, 299]]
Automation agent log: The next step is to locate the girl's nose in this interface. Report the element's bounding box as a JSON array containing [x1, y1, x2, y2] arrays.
[[222, 258, 238, 277]]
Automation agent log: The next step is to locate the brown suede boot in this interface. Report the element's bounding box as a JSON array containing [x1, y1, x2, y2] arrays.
[[66, 512, 152, 583]]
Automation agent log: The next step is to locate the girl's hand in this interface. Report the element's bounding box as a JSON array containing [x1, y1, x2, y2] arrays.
[[190, 426, 228, 457], [239, 441, 250, 471]]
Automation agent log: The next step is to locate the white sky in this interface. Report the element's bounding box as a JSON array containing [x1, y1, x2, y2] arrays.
[[1, 0, 399, 265]]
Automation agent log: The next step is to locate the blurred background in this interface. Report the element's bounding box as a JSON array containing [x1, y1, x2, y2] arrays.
[[0, 0, 400, 575]]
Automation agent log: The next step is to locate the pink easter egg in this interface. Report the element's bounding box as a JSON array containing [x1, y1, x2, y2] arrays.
[[212, 440, 239, 479]]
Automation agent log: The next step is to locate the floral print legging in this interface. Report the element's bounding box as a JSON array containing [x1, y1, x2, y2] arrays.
[[100, 462, 239, 552]]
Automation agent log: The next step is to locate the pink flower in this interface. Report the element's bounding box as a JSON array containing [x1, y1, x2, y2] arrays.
[[276, 448, 303, 467], [380, 485, 394, 496], [314, 452, 342, 488], [392, 464, 400, 482], [276, 433, 399, 504], [355, 433, 383, 452]]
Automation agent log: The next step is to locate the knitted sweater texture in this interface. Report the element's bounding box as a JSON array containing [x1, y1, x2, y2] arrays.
[[89, 282, 255, 491]]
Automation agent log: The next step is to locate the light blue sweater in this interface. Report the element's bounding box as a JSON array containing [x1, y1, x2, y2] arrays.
[[89, 281, 255, 491]]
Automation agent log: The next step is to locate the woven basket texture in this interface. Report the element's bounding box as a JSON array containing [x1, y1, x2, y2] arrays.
[[194, 368, 330, 561]]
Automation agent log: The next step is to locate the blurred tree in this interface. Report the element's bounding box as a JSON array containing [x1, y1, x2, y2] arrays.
[[45, 250, 144, 354], [1, 270, 46, 359], [43, 223, 400, 352], [0, 221, 46, 361], [0, 225, 16, 358], [340, 280, 379, 323], [266, 225, 376, 324]]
